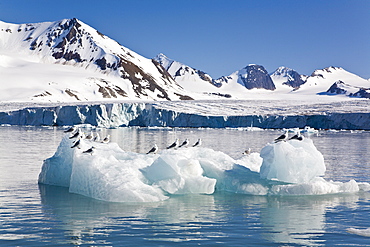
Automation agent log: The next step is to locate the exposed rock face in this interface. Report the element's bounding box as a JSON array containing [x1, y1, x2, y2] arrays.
[[350, 89, 370, 98], [154, 53, 220, 88], [325, 80, 370, 98], [270, 67, 306, 89], [215, 64, 276, 90], [238, 65, 276, 90], [326, 81, 347, 94], [212, 65, 276, 91]]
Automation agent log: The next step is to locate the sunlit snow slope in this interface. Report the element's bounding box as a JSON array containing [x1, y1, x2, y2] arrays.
[[0, 19, 192, 102]]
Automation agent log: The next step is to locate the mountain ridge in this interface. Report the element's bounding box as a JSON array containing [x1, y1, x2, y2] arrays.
[[0, 18, 193, 102], [1, 18, 369, 102], [155, 53, 370, 98]]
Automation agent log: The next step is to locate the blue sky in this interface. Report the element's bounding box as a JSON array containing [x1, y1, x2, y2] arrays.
[[0, 0, 369, 78]]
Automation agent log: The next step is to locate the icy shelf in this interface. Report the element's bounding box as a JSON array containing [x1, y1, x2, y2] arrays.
[[1, 100, 370, 129], [38, 133, 370, 202]]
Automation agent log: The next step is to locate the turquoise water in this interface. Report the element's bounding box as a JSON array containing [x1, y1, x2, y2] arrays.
[[1, 126, 370, 246]]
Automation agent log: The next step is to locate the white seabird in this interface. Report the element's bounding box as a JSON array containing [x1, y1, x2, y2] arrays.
[[178, 138, 189, 148], [146, 144, 158, 154], [64, 126, 76, 133], [274, 131, 288, 143], [83, 146, 95, 155], [71, 138, 81, 149], [192, 138, 202, 147], [102, 135, 110, 144], [166, 139, 179, 149], [243, 147, 251, 155], [93, 132, 100, 142], [69, 130, 80, 139], [85, 131, 94, 140], [289, 132, 304, 141]]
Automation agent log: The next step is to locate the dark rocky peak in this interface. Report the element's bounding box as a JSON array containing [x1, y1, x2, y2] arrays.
[[310, 66, 342, 78], [239, 64, 276, 90], [28, 18, 90, 64], [326, 80, 347, 94], [350, 89, 370, 98], [323, 66, 340, 73], [59, 18, 81, 31]]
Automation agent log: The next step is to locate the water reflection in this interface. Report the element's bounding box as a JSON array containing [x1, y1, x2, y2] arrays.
[[39, 184, 364, 246], [259, 194, 359, 246], [39, 184, 222, 245]]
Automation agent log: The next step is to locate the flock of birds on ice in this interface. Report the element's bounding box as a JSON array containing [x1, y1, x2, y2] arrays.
[[65, 126, 305, 156], [65, 126, 110, 155]]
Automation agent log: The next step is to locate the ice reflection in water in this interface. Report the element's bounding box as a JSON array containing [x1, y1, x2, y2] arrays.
[[38, 184, 366, 246]]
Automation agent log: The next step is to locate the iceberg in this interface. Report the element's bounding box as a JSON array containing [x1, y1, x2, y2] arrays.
[[259, 138, 326, 183], [38, 133, 370, 202]]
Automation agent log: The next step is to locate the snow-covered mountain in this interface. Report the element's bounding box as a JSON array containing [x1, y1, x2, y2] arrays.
[[0, 18, 193, 102], [157, 53, 370, 99], [154, 53, 221, 90], [1, 18, 369, 103], [270, 66, 306, 90], [155, 54, 279, 98], [325, 80, 370, 98], [215, 64, 276, 91], [300, 67, 370, 97], [155, 54, 276, 92]]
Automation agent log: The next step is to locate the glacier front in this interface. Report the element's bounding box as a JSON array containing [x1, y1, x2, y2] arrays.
[[1, 100, 370, 130]]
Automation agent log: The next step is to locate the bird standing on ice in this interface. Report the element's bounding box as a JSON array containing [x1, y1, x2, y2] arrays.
[[192, 138, 202, 147], [167, 139, 179, 149], [85, 131, 94, 140], [93, 132, 100, 142], [64, 126, 76, 133], [243, 147, 251, 155], [83, 146, 95, 155], [71, 138, 81, 149], [69, 129, 80, 139], [146, 144, 158, 154], [289, 132, 304, 141], [102, 135, 110, 144], [178, 138, 189, 148], [274, 131, 288, 143]]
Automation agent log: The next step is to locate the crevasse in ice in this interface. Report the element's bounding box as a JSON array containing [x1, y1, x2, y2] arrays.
[[38, 134, 370, 202]]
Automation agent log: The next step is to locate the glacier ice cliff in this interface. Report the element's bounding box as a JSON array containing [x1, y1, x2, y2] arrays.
[[0, 101, 369, 130]]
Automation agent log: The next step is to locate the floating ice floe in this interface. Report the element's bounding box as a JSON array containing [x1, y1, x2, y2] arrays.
[[347, 227, 370, 237], [38, 134, 370, 202], [300, 126, 319, 134]]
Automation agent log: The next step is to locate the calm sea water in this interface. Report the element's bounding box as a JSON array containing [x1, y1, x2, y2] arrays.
[[1, 126, 370, 246]]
